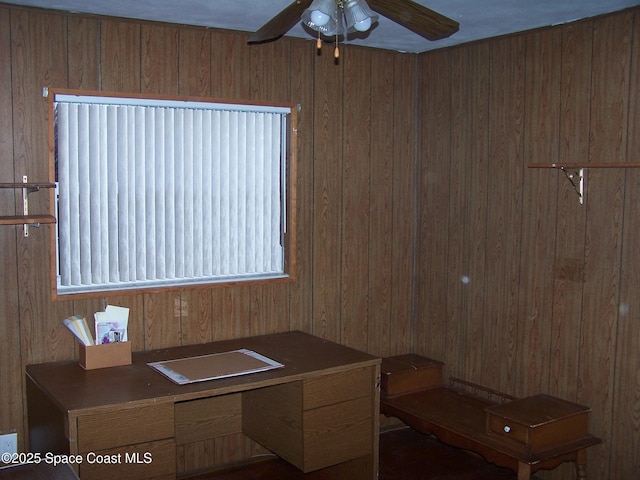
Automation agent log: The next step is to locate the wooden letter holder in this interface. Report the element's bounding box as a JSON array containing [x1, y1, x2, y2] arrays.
[[79, 341, 132, 370]]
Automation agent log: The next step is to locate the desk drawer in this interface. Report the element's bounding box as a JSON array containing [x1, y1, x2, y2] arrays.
[[243, 366, 375, 473], [303, 366, 372, 409], [487, 413, 531, 444], [302, 395, 372, 472], [78, 438, 175, 480], [174, 394, 242, 444], [485, 394, 590, 453], [77, 403, 174, 452]]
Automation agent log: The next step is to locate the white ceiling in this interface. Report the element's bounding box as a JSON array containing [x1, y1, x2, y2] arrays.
[[4, 0, 640, 53]]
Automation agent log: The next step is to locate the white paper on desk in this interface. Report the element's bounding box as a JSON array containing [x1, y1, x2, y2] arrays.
[[94, 305, 129, 344], [63, 315, 94, 346]]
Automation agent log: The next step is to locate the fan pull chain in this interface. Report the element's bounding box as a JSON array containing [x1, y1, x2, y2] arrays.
[[334, 33, 340, 58], [317, 31, 322, 50]]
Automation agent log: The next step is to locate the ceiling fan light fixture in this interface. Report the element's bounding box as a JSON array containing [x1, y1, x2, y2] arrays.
[[311, 10, 330, 26], [302, 0, 336, 30], [344, 0, 378, 32]]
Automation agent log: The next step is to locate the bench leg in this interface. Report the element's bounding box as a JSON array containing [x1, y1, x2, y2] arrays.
[[517, 461, 531, 480], [576, 448, 588, 479]]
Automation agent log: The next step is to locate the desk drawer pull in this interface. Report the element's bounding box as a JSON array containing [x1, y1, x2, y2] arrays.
[[503, 425, 511, 433]]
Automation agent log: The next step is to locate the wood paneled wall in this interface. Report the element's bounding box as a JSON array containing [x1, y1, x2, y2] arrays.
[[415, 9, 640, 480], [0, 3, 638, 478], [0, 4, 415, 473]]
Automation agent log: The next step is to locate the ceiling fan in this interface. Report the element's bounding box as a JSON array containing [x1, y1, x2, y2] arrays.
[[248, 0, 459, 45]]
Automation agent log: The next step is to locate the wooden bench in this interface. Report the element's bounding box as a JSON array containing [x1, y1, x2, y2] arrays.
[[380, 355, 601, 480]]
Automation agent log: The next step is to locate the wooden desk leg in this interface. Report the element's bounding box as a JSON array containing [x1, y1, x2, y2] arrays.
[[576, 448, 588, 480], [517, 461, 531, 480]]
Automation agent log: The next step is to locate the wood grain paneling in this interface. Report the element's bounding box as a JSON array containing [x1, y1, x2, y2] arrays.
[[342, 47, 372, 353], [483, 35, 525, 394], [67, 17, 100, 90], [100, 20, 141, 92], [415, 48, 451, 363], [549, 21, 592, 404], [517, 28, 566, 480], [0, 5, 22, 451], [388, 53, 417, 357], [611, 11, 640, 480], [447, 46, 472, 381], [287, 39, 315, 335], [210, 31, 251, 99], [312, 46, 344, 343], [178, 27, 211, 98], [462, 43, 490, 383], [144, 292, 182, 349], [415, 9, 640, 480], [577, 12, 631, 479], [516, 29, 561, 397], [141, 23, 179, 96], [11, 10, 74, 369], [180, 289, 214, 345], [367, 50, 395, 358]]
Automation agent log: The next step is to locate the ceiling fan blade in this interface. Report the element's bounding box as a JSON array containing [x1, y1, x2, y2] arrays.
[[367, 0, 459, 41], [248, 0, 313, 44]]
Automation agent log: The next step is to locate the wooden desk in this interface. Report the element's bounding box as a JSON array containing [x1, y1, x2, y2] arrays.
[[26, 331, 381, 480], [381, 386, 601, 480]]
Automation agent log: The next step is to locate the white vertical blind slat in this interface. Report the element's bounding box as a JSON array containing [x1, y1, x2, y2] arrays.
[[107, 106, 119, 283], [78, 104, 92, 285], [212, 110, 222, 276], [183, 109, 194, 278], [134, 106, 147, 280], [154, 108, 166, 280], [164, 108, 176, 279], [56, 103, 71, 285], [202, 110, 213, 276], [220, 111, 231, 275], [192, 109, 204, 278]]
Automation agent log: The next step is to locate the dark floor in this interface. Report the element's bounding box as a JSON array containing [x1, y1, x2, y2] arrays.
[[189, 428, 517, 480]]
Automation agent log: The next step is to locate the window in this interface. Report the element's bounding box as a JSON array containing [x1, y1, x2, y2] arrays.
[[50, 90, 296, 297]]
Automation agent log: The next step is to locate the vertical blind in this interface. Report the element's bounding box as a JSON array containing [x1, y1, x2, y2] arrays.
[[54, 94, 290, 295]]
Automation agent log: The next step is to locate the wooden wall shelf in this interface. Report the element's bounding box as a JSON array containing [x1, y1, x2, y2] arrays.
[[0, 181, 56, 188], [528, 162, 640, 204], [0, 177, 56, 235], [0, 215, 56, 226], [528, 162, 640, 168]]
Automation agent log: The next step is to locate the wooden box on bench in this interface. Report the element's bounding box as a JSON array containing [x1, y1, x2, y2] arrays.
[[485, 394, 591, 454], [380, 354, 443, 398]]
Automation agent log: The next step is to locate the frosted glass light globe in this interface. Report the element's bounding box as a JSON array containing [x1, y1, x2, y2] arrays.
[[354, 17, 372, 32], [311, 10, 330, 26]]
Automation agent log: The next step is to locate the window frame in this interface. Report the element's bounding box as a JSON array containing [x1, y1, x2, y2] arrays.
[[48, 89, 298, 300]]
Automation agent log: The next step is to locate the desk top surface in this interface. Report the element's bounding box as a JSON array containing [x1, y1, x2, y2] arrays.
[[26, 331, 380, 413]]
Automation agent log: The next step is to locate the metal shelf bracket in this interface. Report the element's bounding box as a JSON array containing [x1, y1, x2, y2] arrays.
[[528, 162, 640, 205], [22, 175, 41, 237], [560, 167, 584, 204]]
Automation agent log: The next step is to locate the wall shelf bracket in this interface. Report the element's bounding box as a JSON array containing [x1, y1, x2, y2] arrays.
[[560, 167, 584, 205], [23, 175, 35, 237], [529, 162, 640, 204], [0, 178, 55, 230]]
